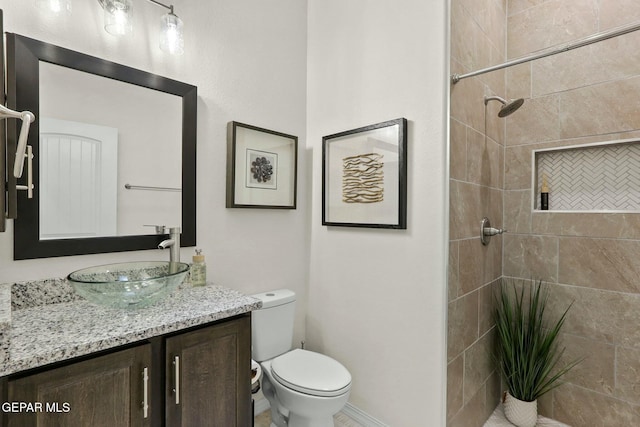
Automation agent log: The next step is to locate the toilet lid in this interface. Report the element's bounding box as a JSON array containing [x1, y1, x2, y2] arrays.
[[271, 349, 351, 397]]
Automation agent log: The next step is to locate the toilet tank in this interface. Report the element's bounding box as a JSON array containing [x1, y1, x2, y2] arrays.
[[251, 289, 296, 362]]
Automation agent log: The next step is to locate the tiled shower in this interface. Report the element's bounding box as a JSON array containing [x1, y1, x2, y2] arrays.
[[448, 0, 640, 426]]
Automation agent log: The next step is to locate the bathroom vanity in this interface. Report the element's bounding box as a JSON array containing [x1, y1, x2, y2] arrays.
[[0, 282, 260, 427]]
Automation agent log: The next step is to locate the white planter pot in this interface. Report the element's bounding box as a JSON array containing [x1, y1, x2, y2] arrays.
[[503, 392, 538, 427]]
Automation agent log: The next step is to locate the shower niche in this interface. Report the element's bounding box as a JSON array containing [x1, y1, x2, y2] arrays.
[[533, 138, 640, 212]]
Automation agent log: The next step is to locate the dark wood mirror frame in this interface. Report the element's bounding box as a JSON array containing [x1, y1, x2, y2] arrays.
[[6, 33, 197, 260]]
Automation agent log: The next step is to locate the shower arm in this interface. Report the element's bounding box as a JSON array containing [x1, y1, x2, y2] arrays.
[[452, 20, 640, 84]]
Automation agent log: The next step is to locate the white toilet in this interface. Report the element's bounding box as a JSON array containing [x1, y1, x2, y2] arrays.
[[252, 289, 352, 427]]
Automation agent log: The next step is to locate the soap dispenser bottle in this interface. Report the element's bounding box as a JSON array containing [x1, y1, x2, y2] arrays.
[[191, 249, 207, 286]]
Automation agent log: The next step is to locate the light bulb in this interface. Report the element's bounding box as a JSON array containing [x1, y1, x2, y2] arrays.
[[104, 0, 133, 37], [160, 12, 184, 55], [36, 0, 72, 15]]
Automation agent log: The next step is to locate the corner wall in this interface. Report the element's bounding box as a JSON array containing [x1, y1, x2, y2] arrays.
[[306, 1, 448, 424]]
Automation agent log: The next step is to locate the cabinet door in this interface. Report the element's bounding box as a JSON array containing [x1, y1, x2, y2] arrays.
[[8, 344, 152, 427], [165, 315, 251, 427]]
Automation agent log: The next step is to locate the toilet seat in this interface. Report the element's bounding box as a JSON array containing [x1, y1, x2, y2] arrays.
[[271, 349, 351, 397]]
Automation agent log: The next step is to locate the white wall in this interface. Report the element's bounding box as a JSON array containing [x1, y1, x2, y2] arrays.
[[0, 0, 309, 338], [306, 0, 448, 425]]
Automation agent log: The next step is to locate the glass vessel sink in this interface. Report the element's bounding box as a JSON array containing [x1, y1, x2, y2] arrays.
[[68, 261, 190, 309]]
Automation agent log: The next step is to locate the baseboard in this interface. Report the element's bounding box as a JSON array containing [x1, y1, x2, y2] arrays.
[[341, 402, 389, 427], [253, 398, 388, 427]]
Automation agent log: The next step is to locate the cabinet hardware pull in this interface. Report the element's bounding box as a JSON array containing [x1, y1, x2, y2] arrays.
[[173, 356, 180, 405], [142, 367, 149, 418]]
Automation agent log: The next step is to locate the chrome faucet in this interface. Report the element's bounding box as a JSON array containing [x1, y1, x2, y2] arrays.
[[158, 227, 181, 263]]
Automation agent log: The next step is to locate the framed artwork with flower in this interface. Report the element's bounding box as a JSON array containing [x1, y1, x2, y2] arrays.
[[226, 121, 298, 209], [322, 118, 407, 228]]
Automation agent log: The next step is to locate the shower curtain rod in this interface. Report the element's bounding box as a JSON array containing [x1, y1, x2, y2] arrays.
[[451, 20, 640, 84]]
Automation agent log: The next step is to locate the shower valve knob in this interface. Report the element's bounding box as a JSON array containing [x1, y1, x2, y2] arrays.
[[480, 217, 505, 245], [484, 227, 504, 236]]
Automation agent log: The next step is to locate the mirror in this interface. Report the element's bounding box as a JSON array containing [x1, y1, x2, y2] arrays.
[[6, 33, 197, 260]]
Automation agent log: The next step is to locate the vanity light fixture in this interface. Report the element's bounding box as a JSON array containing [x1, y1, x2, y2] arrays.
[[35, 0, 72, 15], [98, 0, 184, 55], [102, 0, 134, 37]]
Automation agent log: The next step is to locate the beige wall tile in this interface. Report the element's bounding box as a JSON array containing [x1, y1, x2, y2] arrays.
[[448, 354, 465, 422], [599, 0, 640, 30], [451, 0, 478, 71], [559, 334, 615, 395], [506, 62, 531, 100], [503, 234, 558, 281], [532, 32, 640, 96], [448, 292, 479, 362], [479, 280, 499, 336], [450, 180, 479, 240], [559, 76, 640, 139], [485, 370, 502, 413], [449, 386, 487, 427], [449, 240, 460, 301], [506, 94, 560, 146], [477, 66, 506, 108], [504, 144, 533, 190], [467, 128, 504, 189], [553, 383, 640, 426], [507, 0, 546, 17], [464, 330, 496, 404], [537, 390, 553, 419], [532, 212, 640, 240], [459, 236, 502, 295], [504, 190, 532, 233], [452, 0, 504, 79], [507, 0, 598, 58], [450, 181, 503, 240], [450, 119, 467, 182], [550, 285, 640, 349], [451, 75, 487, 134], [483, 95, 506, 147], [558, 237, 640, 293], [458, 0, 506, 56], [616, 346, 640, 404]]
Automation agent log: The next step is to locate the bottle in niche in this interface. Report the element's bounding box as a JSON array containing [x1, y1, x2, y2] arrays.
[[191, 249, 207, 286], [540, 174, 549, 210]]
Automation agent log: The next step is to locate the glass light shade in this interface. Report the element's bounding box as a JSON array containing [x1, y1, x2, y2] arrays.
[[35, 0, 72, 15], [160, 12, 184, 55], [104, 0, 133, 37]]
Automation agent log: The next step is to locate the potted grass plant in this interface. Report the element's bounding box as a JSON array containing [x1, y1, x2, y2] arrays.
[[494, 279, 582, 427]]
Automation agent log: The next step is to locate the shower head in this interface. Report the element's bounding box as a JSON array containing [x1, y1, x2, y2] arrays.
[[484, 95, 525, 118]]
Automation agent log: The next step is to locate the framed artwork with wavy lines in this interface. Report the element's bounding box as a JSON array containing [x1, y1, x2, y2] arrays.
[[322, 118, 407, 229]]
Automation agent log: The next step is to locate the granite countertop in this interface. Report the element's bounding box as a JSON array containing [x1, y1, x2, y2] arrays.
[[0, 282, 261, 377]]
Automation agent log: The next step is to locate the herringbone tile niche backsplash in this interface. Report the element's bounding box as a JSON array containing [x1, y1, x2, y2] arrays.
[[535, 141, 640, 211]]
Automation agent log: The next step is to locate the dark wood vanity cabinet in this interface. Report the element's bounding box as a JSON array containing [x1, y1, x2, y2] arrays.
[[7, 344, 152, 427], [2, 314, 252, 427], [165, 314, 252, 427]]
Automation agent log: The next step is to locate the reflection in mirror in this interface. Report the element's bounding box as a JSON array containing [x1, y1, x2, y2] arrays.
[[6, 33, 197, 260], [39, 62, 182, 239]]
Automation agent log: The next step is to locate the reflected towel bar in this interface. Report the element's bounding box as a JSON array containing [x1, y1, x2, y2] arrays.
[[125, 183, 181, 192]]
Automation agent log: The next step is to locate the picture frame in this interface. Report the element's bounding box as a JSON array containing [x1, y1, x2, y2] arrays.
[[226, 121, 298, 209], [322, 118, 407, 229]]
